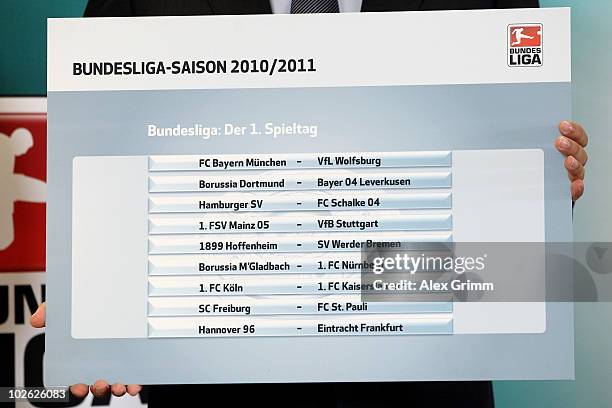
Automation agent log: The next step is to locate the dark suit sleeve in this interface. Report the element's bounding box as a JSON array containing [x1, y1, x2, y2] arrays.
[[495, 0, 539, 8], [84, 0, 134, 17]]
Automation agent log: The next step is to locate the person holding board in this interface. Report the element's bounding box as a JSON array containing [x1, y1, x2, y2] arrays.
[[33, 0, 589, 406]]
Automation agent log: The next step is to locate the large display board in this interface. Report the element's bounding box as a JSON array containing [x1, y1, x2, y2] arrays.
[[46, 8, 574, 384]]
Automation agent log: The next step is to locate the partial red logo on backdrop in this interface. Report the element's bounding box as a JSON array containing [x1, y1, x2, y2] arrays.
[[0, 112, 47, 271]]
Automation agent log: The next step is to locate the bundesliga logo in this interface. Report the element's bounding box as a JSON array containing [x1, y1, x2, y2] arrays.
[[508, 24, 543, 67]]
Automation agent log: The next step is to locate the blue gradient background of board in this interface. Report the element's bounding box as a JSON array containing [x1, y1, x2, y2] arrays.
[[45, 83, 573, 384]]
